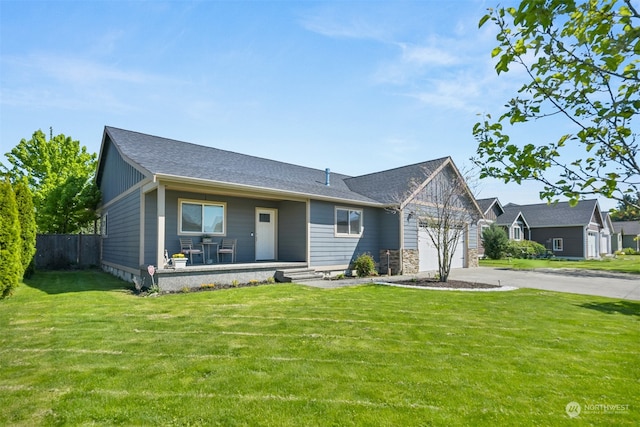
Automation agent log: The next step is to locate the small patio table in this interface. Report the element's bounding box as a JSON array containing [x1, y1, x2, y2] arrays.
[[201, 241, 219, 264]]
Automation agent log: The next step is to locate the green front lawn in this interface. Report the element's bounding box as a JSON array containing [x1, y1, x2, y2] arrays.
[[1, 270, 638, 426], [480, 255, 640, 274]]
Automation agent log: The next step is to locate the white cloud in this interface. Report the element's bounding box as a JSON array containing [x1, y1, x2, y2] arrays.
[[298, 10, 387, 41], [398, 42, 460, 67]]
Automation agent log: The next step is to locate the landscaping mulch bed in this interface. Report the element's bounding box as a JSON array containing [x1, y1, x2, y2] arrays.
[[390, 278, 500, 289]]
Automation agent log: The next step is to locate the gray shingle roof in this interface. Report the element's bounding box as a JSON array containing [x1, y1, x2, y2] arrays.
[[344, 158, 449, 204], [498, 199, 600, 228], [101, 127, 450, 206], [476, 197, 503, 216], [612, 220, 640, 235], [495, 208, 526, 227]]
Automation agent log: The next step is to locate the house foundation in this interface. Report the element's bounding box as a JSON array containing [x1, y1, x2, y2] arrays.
[[137, 262, 307, 293]]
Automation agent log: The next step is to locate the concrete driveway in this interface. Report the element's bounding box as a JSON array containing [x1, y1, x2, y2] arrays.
[[448, 267, 640, 301]]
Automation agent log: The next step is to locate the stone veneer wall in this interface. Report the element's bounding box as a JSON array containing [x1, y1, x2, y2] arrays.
[[379, 247, 477, 276], [402, 249, 419, 275], [467, 248, 479, 268]]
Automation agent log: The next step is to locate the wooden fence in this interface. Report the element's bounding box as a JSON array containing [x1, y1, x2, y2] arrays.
[[35, 234, 101, 270]]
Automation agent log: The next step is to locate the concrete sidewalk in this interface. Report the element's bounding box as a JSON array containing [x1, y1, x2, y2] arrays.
[[301, 268, 640, 301]]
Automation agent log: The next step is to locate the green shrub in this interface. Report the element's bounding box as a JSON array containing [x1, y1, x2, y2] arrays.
[[481, 224, 509, 259], [0, 179, 22, 298], [353, 253, 377, 277], [14, 179, 36, 279], [505, 240, 547, 259], [621, 247, 637, 255]]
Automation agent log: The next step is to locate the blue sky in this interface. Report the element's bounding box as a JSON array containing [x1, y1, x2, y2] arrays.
[[0, 0, 618, 211]]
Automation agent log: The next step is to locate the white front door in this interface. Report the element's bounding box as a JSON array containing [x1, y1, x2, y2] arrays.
[[256, 208, 277, 260]]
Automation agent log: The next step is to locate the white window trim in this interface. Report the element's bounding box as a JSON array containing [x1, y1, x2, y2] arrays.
[[178, 199, 227, 235], [553, 238, 563, 251], [512, 225, 521, 241], [335, 206, 363, 237]]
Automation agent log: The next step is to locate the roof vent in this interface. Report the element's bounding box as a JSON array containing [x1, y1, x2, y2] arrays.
[[325, 168, 331, 186]]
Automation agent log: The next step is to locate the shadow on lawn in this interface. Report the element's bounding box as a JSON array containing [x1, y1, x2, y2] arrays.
[[578, 301, 640, 317], [24, 269, 132, 295]]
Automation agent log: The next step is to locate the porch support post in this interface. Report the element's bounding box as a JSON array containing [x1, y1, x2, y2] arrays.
[[157, 183, 166, 268]]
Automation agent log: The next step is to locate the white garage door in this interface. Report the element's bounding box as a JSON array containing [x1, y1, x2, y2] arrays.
[[418, 227, 465, 272]]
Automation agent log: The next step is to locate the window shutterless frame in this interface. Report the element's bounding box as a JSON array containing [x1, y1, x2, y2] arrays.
[[553, 238, 563, 251], [178, 199, 226, 235], [335, 207, 363, 237]]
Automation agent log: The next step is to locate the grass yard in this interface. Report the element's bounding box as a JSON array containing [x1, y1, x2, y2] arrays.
[[1, 270, 638, 426], [480, 254, 640, 274]]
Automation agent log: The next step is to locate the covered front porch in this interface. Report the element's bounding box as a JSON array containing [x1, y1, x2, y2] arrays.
[[144, 178, 309, 271]]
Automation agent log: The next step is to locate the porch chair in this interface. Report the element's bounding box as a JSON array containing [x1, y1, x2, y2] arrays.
[[217, 238, 237, 263], [179, 238, 205, 265]]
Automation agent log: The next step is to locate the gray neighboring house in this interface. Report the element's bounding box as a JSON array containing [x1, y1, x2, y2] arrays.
[[611, 220, 640, 252], [96, 127, 482, 289], [496, 199, 607, 259], [476, 197, 505, 257]]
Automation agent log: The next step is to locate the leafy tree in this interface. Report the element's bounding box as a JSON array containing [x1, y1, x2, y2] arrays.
[[482, 223, 509, 259], [473, 0, 640, 209], [0, 178, 22, 298], [14, 179, 37, 278], [609, 193, 640, 220], [1, 129, 100, 233]]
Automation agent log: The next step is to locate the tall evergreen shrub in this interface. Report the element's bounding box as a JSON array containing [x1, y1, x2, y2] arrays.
[[14, 179, 37, 278], [482, 224, 509, 260], [0, 179, 22, 297]]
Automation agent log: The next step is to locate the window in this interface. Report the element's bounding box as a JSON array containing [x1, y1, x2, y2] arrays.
[[336, 207, 362, 236], [179, 200, 225, 234], [553, 238, 563, 251], [513, 226, 521, 240]]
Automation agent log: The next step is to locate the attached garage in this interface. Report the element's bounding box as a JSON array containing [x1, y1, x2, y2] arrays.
[[418, 226, 465, 272]]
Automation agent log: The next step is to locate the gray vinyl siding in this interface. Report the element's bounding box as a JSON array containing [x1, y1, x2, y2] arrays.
[[467, 223, 478, 249], [530, 227, 584, 258], [309, 200, 382, 267], [102, 188, 141, 268], [622, 234, 640, 251], [278, 201, 306, 262], [144, 191, 158, 265], [404, 211, 419, 250], [99, 138, 146, 204], [378, 210, 400, 250]]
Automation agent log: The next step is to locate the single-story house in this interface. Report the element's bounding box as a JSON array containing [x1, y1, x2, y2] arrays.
[[611, 220, 640, 252], [96, 127, 482, 290], [495, 199, 607, 259]]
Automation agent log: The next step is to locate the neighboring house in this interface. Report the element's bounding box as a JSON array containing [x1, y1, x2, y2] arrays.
[[476, 197, 505, 257], [96, 127, 482, 289], [495, 199, 607, 259], [611, 220, 640, 252]]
